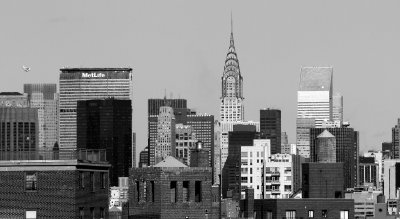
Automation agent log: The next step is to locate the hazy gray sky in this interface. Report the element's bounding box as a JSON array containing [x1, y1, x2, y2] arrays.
[[1, 1, 400, 161]]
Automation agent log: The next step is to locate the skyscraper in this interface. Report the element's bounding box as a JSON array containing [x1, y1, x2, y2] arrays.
[[0, 92, 28, 107], [392, 119, 400, 159], [24, 84, 58, 151], [260, 108, 281, 154], [59, 68, 133, 150], [76, 99, 132, 186], [296, 118, 315, 158], [297, 67, 333, 158], [175, 124, 197, 165], [297, 67, 333, 127], [155, 106, 176, 163]]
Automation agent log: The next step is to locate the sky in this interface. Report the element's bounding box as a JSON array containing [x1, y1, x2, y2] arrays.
[[1, 1, 400, 162]]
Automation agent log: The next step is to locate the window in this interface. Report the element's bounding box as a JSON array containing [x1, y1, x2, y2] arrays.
[[25, 172, 37, 191], [285, 210, 296, 219], [90, 172, 95, 192], [100, 208, 105, 219], [308, 210, 314, 218], [136, 181, 140, 202], [340, 210, 349, 219], [90, 207, 94, 219], [266, 211, 272, 219], [79, 207, 84, 219], [150, 181, 155, 202], [183, 181, 190, 202], [170, 181, 177, 203], [322, 210, 328, 218], [25, 211, 37, 219], [79, 172, 85, 189], [195, 181, 202, 202], [100, 172, 106, 189]]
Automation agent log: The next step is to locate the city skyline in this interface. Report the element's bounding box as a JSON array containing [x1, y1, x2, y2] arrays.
[[2, 1, 400, 159]]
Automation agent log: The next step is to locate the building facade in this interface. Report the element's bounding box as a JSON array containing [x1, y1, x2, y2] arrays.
[[0, 107, 38, 154], [0, 150, 110, 218], [310, 127, 360, 189], [316, 129, 336, 163], [296, 118, 315, 158], [0, 92, 28, 107], [175, 124, 197, 166], [24, 84, 58, 151], [383, 159, 400, 200], [359, 156, 378, 188], [333, 93, 344, 124], [59, 68, 133, 150], [260, 108, 281, 154], [77, 99, 132, 186]]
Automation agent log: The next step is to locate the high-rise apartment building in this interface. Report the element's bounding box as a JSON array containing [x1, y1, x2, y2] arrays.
[[59, 68, 133, 150], [24, 84, 58, 151], [155, 106, 175, 164], [310, 127, 359, 189], [0, 108, 38, 153], [260, 109, 281, 154], [76, 99, 132, 186], [392, 119, 400, 159]]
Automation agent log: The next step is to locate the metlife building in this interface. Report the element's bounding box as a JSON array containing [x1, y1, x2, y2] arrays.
[[59, 68, 133, 150]]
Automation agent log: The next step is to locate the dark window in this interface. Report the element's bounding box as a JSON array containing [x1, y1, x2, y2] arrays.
[[90, 207, 94, 219], [183, 181, 190, 202], [170, 181, 177, 203], [322, 210, 328, 218], [335, 191, 342, 198], [195, 181, 202, 202], [136, 181, 140, 202], [25, 172, 37, 191], [100, 208, 105, 219], [100, 172, 106, 189], [90, 172, 95, 191], [150, 181, 155, 202]]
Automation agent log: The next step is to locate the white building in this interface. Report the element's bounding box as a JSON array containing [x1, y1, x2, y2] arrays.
[[383, 159, 400, 201], [364, 151, 383, 189], [109, 177, 129, 210], [155, 106, 175, 164], [297, 67, 333, 158], [345, 188, 382, 219]]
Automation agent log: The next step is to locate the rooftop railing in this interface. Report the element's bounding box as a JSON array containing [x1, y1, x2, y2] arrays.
[[0, 149, 107, 163]]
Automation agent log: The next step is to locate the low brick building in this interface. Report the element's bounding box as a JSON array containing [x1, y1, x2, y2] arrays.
[[128, 156, 219, 219], [0, 150, 110, 218], [240, 197, 355, 219]]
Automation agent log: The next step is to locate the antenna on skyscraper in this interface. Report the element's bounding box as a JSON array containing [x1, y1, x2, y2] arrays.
[[231, 11, 233, 34]]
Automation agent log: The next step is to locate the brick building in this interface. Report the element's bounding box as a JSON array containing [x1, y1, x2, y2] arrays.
[[128, 156, 219, 219], [0, 149, 110, 218]]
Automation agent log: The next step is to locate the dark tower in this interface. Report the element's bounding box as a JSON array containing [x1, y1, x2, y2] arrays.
[[260, 109, 281, 154]]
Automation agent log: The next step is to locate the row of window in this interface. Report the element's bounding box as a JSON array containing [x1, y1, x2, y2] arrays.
[[79, 207, 105, 219], [283, 210, 349, 219], [78, 171, 107, 191]]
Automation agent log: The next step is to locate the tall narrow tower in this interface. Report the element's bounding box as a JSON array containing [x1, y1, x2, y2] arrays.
[[220, 19, 244, 122]]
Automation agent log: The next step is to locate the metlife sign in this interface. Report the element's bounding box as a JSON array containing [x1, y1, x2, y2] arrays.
[[81, 73, 106, 78]]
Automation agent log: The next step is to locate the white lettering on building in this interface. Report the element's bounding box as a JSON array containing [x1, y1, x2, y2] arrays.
[[81, 73, 106, 78]]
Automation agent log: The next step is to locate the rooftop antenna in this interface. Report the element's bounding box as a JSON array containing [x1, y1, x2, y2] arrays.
[[231, 11, 233, 34]]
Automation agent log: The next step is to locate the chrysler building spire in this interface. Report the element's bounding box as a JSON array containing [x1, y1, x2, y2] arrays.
[[220, 16, 244, 122]]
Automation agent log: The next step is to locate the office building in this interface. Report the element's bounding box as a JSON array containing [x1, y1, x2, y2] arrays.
[[359, 156, 378, 188], [260, 108, 281, 154], [0, 107, 38, 153], [333, 93, 344, 123], [148, 98, 187, 116], [175, 124, 197, 165], [59, 68, 133, 150], [24, 84, 58, 151], [0, 92, 28, 107], [383, 159, 400, 200], [316, 129, 336, 163], [392, 119, 400, 159], [302, 162, 345, 198], [0, 149, 110, 218], [77, 99, 132, 186], [345, 187, 383, 219], [128, 156, 218, 219], [310, 127, 359, 189], [155, 106, 176, 164], [364, 150, 384, 189], [296, 118, 315, 158]]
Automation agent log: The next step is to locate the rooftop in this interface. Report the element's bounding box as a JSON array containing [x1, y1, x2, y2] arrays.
[[299, 67, 333, 91], [60, 67, 132, 72], [0, 92, 24, 96], [317, 129, 335, 138], [153, 156, 188, 168]]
